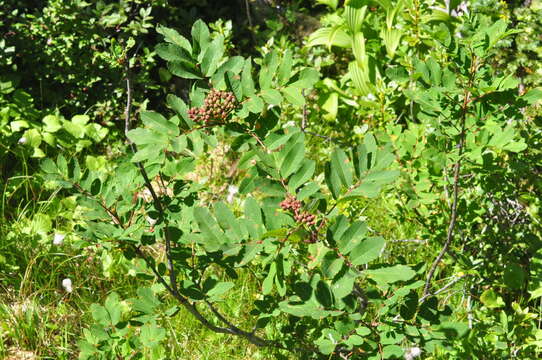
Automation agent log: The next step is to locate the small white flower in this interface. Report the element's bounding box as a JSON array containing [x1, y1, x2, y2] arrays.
[[47, 38, 53, 45], [404, 347, 422, 360], [388, 81, 398, 89], [227, 185, 238, 203], [366, 93, 377, 101], [62, 278, 73, 293], [18, 137, 27, 144], [146, 216, 157, 226], [53, 233, 65, 245]]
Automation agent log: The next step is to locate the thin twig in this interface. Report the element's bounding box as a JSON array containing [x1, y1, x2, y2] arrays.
[[423, 55, 477, 297], [419, 274, 468, 303], [244, 0, 253, 28], [301, 89, 307, 130], [390, 239, 427, 244], [205, 300, 273, 347]]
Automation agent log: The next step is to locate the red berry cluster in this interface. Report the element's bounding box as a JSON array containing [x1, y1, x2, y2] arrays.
[[280, 195, 317, 226], [188, 89, 237, 125]]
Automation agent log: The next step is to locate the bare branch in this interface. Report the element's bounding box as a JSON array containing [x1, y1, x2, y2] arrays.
[[419, 274, 468, 303], [423, 55, 478, 297]]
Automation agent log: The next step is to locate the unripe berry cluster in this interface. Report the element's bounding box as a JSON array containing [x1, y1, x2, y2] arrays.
[[280, 195, 302, 212], [280, 195, 317, 226], [294, 211, 317, 226], [188, 89, 237, 125]]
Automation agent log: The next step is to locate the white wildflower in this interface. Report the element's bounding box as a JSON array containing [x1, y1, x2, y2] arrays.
[[366, 93, 377, 101], [146, 216, 157, 226], [18, 137, 27, 144], [53, 233, 65, 246], [404, 347, 422, 360], [62, 278, 73, 293], [47, 38, 53, 46], [451, 1, 469, 17], [227, 185, 238, 203]]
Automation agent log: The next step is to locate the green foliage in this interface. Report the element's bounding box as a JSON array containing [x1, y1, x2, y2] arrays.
[[79, 288, 167, 359], [3, 1, 542, 359]]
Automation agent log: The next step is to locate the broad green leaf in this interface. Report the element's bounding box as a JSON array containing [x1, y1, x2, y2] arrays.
[[237, 243, 262, 267], [141, 111, 179, 137], [259, 51, 280, 90], [364, 170, 399, 184], [104, 293, 121, 326], [289, 68, 320, 89], [308, 27, 351, 49], [262, 262, 276, 295], [261, 89, 283, 105], [127, 128, 167, 146], [191, 19, 210, 51], [42, 114, 62, 132], [282, 86, 305, 106], [166, 94, 192, 127], [140, 321, 166, 348], [352, 32, 367, 65], [382, 345, 404, 358], [426, 57, 441, 85], [277, 49, 293, 85], [133, 287, 161, 315], [337, 221, 368, 255], [244, 197, 265, 237], [288, 159, 315, 192], [211, 56, 245, 87], [331, 148, 354, 189], [246, 96, 264, 113], [325, 162, 342, 199], [280, 142, 305, 178], [264, 129, 296, 150], [529, 286, 542, 300], [522, 87, 542, 105], [279, 301, 320, 317], [297, 182, 321, 200], [348, 61, 372, 95], [63, 121, 85, 139], [480, 289, 505, 308], [321, 252, 344, 279], [330, 270, 356, 299], [155, 43, 192, 63], [156, 25, 192, 53], [56, 154, 68, 176], [364, 265, 416, 284], [168, 61, 202, 79], [214, 202, 243, 240], [437, 321, 469, 338], [241, 58, 255, 96], [345, 1, 367, 33], [201, 36, 225, 76], [193, 207, 225, 252], [350, 237, 385, 265], [225, 71, 243, 101], [207, 281, 235, 299], [131, 145, 163, 163], [72, 115, 90, 125]]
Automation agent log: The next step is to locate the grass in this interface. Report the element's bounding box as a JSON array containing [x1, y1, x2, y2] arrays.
[[0, 208, 294, 359]]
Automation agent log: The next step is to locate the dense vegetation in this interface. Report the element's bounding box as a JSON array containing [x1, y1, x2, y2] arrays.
[[1, 1, 542, 359]]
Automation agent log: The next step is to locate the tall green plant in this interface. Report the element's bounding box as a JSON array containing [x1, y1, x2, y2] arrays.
[[39, 20, 490, 359]]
